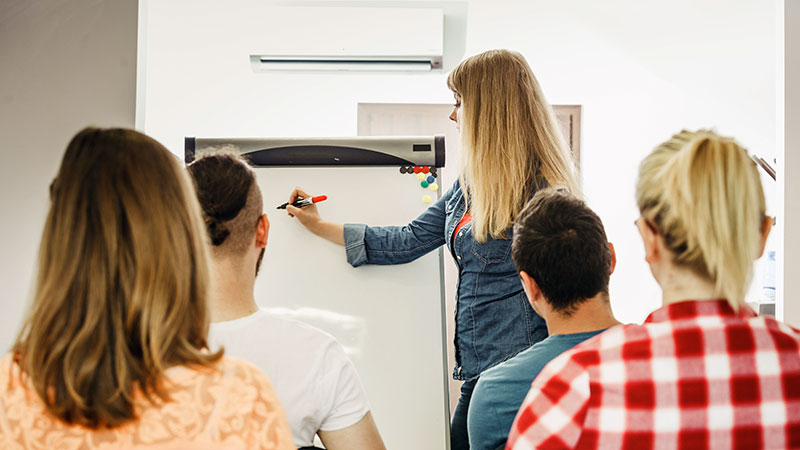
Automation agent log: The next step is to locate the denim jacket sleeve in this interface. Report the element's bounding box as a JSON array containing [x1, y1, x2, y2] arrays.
[[343, 182, 457, 267]]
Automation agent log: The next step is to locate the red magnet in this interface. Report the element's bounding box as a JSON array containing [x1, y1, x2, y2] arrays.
[[422, 166, 430, 174], [413, 166, 422, 174]]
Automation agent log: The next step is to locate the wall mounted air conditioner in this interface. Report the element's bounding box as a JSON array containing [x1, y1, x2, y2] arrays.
[[250, 7, 443, 72]]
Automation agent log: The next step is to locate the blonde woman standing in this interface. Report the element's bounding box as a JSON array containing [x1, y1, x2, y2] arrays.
[[0, 128, 294, 449], [288, 49, 580, 449], [508, 130, 800, 449]]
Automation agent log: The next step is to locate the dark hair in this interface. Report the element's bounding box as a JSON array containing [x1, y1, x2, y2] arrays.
[[187, 152, 262, 255], [511, 188, 612, 315]]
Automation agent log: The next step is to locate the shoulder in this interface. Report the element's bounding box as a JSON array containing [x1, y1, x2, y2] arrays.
[[0, 353, 13, 382], [0, 353, 29, 406], [483, 340, 552, 382], [207, 357, 294, 448], [215, 309, 341, 347], [474, 348, 537, 407], [270, 312, 339, 340], [203, 357, 287, 421], [755, 314, 800, 333], [476, 339, 567, 404], [749, 315, 800, 347], [216, 356, 277, 386], [255, 311, 358, 379], [443, 179, 462, 199], [0, 353, 34, 401], [260, 311, 346, 355], [535, 325, 637, 379], [176, 356, 281, 407]]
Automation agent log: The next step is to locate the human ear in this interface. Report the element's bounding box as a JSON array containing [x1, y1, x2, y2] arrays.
[[636, 219, 659, 263], [519, 271, 543, 310], [256, 213, 269, 248], [608, 242, 617, 275]]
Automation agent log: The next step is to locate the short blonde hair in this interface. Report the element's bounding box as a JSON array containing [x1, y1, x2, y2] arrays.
[[447, 49, 581, 242], [636, 130, 766, 308], [14, 128, 222, 428]]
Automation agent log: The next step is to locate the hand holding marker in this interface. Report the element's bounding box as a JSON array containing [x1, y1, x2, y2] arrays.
[[284, 186, 344, 245], [277, 195, 327, 210]]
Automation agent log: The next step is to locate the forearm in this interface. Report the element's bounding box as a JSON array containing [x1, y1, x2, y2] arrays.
[[307, 220, 345, 246]]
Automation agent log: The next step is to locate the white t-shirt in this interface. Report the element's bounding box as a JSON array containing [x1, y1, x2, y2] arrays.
[[208, 309, 371, 448]]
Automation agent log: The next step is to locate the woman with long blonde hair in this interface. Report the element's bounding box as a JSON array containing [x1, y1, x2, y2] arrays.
[[287, 49, 580, 449], [508, 130, 800, 449], [1, 128, 294, 449]]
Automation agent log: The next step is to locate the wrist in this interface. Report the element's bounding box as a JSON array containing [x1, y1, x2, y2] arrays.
[[306, 218, 326, 235]]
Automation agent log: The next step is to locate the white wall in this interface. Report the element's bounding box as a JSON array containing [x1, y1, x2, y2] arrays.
[[0, 0, 138, 351], [780, 0, 800, 326], [145, 0, 778, 325]]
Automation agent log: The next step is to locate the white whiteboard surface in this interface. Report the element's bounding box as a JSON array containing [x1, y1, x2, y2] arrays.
[[252, 167, 450, 449]]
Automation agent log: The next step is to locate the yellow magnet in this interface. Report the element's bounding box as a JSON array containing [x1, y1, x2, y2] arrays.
[[416, 172, 426, 181], [423, 195, 432, 204], [429, 182, 439, 191]]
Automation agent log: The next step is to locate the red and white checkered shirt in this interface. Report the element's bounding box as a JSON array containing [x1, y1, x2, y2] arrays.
[[507, 299, 800, 449]]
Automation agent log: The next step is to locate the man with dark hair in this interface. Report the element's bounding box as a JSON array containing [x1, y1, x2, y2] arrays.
[[467, 188, 620, 450], [187, 152, 386, 450]]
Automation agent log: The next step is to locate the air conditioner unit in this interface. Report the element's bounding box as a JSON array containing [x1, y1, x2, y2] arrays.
[[250, 7, 443, 72]]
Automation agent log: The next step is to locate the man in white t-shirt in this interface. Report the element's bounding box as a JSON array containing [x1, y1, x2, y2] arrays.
[[188, 152, 385, 450]]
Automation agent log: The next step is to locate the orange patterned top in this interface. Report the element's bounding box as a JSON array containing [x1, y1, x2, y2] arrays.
[[0, 354, 294, 450]]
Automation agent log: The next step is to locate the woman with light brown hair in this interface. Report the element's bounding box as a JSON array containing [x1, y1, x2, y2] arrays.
[[0, 128, 294, 449], [286, 49, 580, 449]]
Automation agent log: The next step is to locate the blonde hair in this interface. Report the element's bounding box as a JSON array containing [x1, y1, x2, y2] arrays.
[[447, 49, 581, 242], [636, 129, 766, 309], [13, 128, 222, 428]]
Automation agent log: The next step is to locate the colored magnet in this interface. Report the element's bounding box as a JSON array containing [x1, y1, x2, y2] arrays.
[[422, 166, 430, 174], [399, 166, 408, 174], [421, 181, 429, 188], [431, 168, 438, 176], [423, 195, 432, 203], [413, 166, 422, 174], [416, 172, 426, 181], [429, 182, 439, 191], [427, 175, 435, 183]]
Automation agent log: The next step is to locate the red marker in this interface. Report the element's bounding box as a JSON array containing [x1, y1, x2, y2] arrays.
[[277, 195, 327, 210]]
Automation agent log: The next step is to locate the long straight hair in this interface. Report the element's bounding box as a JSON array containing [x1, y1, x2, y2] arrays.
[[13, 128, 222, 428], [636, 130, 766, 308], [447, 49, 581, 242]]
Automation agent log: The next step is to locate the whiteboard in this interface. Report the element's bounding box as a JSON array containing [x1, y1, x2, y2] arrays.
[[141, 1, 453, 445], [251, 166, 450, 449]]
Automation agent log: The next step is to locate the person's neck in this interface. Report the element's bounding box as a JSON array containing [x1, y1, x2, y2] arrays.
[[210, 256, 259, 323], [657, 265, 722, 307], [545, 293, 620, 336]]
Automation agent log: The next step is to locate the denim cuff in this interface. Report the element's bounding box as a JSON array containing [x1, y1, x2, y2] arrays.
[[343, 223, 368, 267]]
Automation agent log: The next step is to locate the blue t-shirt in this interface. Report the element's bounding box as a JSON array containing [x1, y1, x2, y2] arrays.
[[467, 329, 607, 450]]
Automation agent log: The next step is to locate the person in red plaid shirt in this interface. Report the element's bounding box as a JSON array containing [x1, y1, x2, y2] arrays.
[[507, 129, 798, 449]]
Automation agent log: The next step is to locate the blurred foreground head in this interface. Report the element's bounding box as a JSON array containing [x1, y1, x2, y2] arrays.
[[14, 127, 221, 428]]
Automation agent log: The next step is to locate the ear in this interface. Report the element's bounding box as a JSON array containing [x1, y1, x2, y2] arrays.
[[608, 242, 617, 275], [519, 271, 543, 309], [635, 219, 659, 264], [255, 213, 269, 248], [758, 215, 774, 258]]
